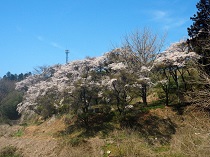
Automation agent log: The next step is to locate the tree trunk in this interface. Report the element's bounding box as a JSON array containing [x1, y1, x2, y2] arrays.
[[165, 88, 169, 106], [141, 84, 147, 106]]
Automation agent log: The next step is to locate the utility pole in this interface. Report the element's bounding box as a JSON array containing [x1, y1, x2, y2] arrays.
[[65, 50, 69, 64]]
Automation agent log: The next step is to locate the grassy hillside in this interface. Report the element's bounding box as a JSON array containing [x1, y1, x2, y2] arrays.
[[0, 105, 210, 157]]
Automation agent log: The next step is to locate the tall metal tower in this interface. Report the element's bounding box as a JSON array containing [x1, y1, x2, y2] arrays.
[[65, 50, 69, 64]]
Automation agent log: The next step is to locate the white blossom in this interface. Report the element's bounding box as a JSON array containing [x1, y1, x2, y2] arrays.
[[140, 66, 151, 72], [125, 105, 134, 109], [108, 62, 127, 71], [153, 41, 200, 68], [15, 52, 117, 115], [15, 48, 155, 117], [158, 79, 168, 85]]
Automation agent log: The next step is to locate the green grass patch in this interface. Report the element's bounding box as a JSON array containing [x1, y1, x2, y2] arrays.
[[68, 137, 86, 147], [149, 99, 165, 107], [153, 145, 170, 153], [13, 129, 24, 137]]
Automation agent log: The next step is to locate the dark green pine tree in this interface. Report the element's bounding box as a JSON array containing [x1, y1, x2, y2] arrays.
[[188, 0, 210, 38], [187, 0, 210, 73]]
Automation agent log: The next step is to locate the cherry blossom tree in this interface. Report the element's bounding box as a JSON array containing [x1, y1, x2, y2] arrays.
[[153, 41, 200, 106], [111, 28, 165, 105], [16, 48, 151, 121], [15, 53, 109, 121], [104, 70, 138, 115]]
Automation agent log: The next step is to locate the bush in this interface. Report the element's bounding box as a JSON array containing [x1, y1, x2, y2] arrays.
[[36, 104, 56, 120], [69, 137, 85, 147], [0, 145, 22, 157], [35, 92, 58, 119], [0, 91, 23, 120]]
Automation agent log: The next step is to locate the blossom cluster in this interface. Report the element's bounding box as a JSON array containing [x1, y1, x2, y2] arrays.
[[16, 41, 200, 118], [153, 41, 200, 68], [15, 51, 128, 115]]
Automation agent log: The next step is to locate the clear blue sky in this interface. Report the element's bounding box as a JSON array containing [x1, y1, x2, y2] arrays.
[[0, 0, 198, 77]]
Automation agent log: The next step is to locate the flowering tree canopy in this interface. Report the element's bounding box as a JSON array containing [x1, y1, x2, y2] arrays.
[[15, 50, 146, 118], [16, 38, 202, 120], [152, 40, 201, 106], [153, 41, 200, 69]]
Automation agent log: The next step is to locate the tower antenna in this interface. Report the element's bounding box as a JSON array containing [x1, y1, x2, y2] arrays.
[[65, 49, 69, 64]]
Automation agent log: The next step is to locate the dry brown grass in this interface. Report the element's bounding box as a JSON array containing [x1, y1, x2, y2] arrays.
[[1, 107, 210, 157], [169, 109, 210, 157], [100, 107, 210, 157]]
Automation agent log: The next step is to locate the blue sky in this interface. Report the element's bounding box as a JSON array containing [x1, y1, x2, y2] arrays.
[[0, 0, 198, 77]]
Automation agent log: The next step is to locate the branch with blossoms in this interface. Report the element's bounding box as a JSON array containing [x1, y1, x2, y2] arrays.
[[152, 41, 200, 105]]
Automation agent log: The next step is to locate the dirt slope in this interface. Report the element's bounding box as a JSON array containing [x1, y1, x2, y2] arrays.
[[0, 116, 104, 157], [0, 117, 66, 157]]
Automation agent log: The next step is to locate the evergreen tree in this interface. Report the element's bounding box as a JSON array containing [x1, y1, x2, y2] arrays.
[[188, 0, 210, 38], [187, 0, 210, 73]]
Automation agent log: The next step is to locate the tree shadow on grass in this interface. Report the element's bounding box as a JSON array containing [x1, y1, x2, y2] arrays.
[[58, 112, 115, 138], [58, 109, 177, 146], [120, 112, 177, 145], [171, 102, 192, 115]]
